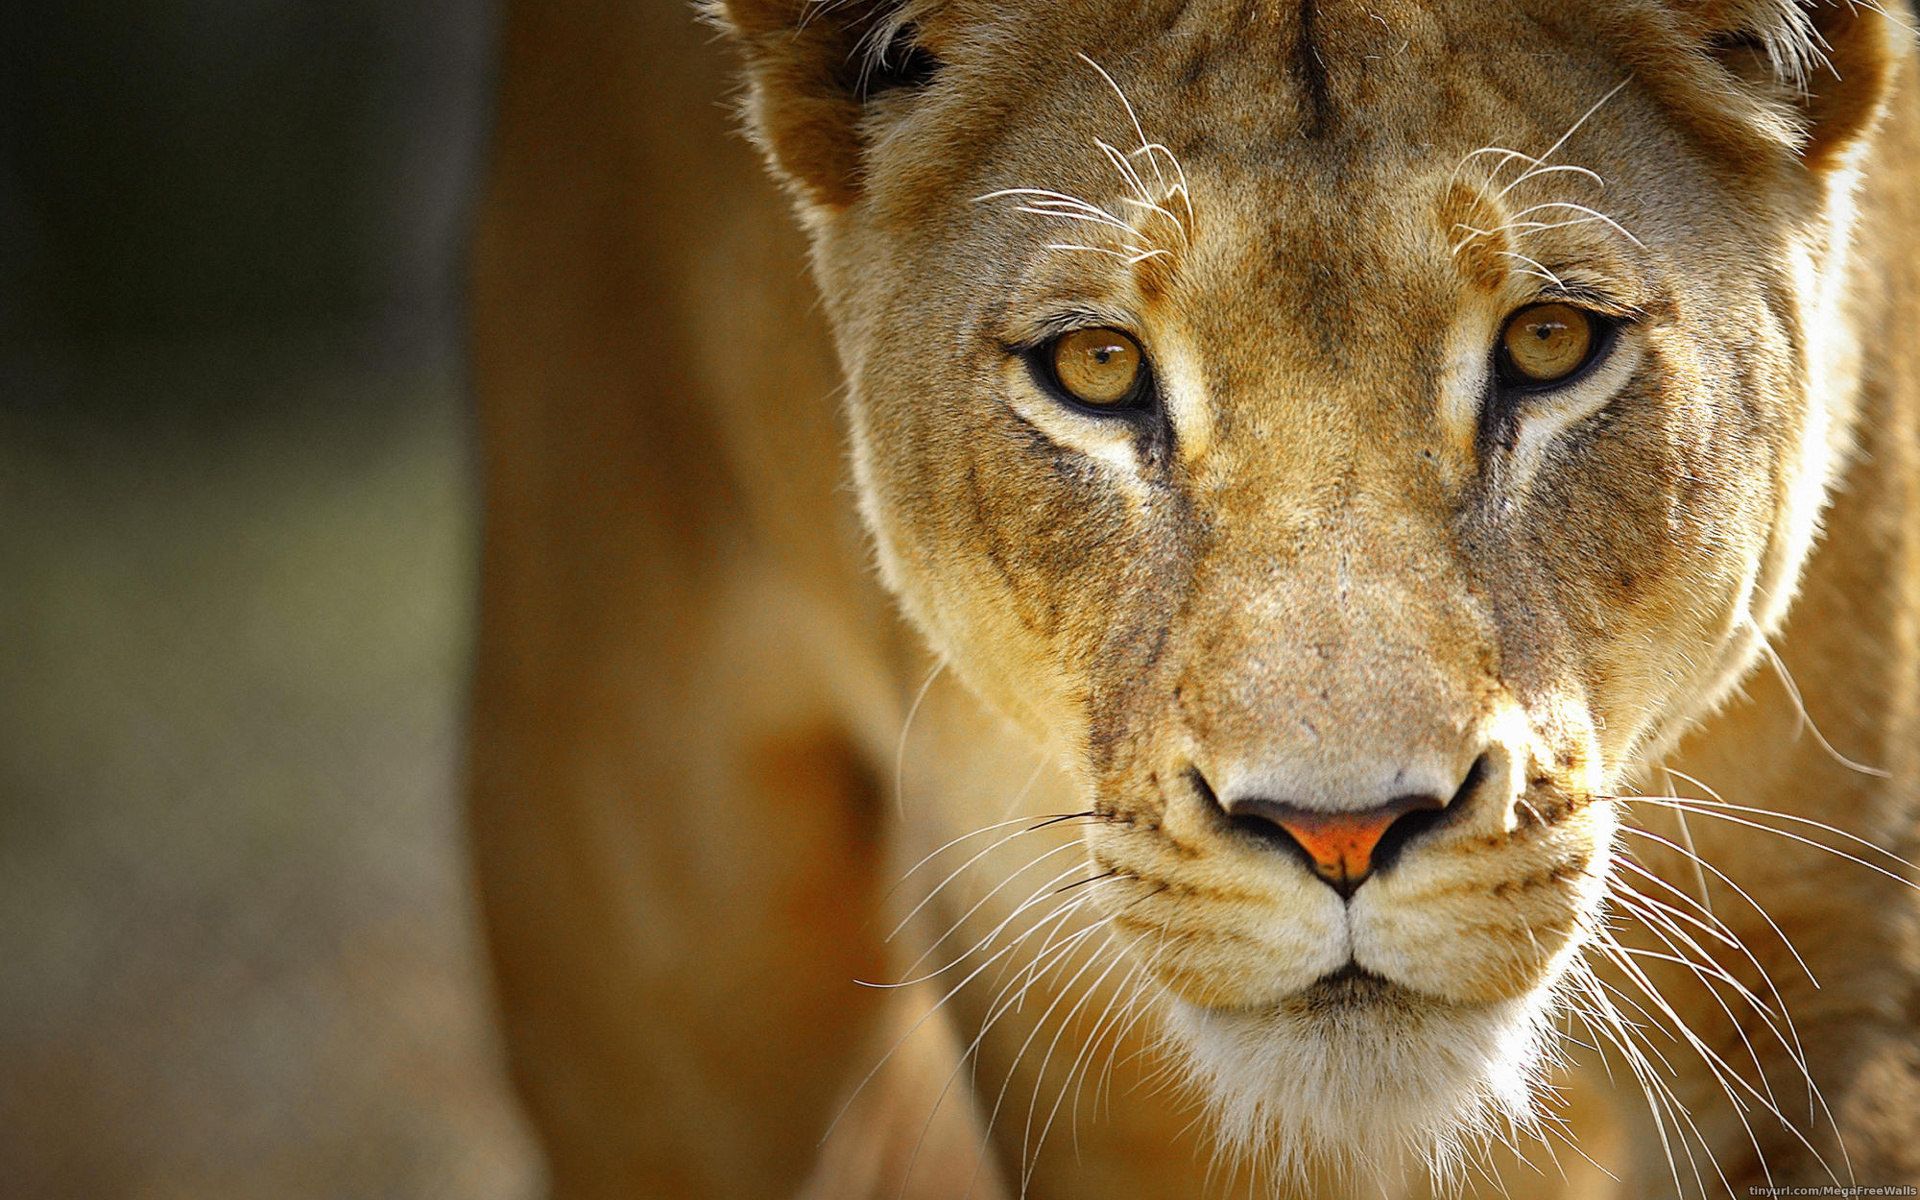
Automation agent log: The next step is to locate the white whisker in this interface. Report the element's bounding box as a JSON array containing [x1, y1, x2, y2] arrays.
[[1496, 162, 1605, 199], [895, 895, 1103, 1196], [973, 187, 1128, 225], [1503, 201, 1643, 247], [1623, 796, 1920, 892], [1493, 250, 1566, 288], [885, 851, 1093, 986], [1615, 826, 1820, 986], [887, 823, 1083, 945], [1076, 52, 1165, 194], [1505, 79, 1629, 189], [888, 811, 1081, 901], [1753, 634, 1891, 778], [893, 659, 945, 816]]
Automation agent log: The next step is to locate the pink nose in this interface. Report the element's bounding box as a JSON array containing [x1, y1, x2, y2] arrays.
[[1223, 793, 1449, 896]]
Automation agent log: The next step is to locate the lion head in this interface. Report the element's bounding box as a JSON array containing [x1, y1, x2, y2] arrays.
[[711, 0, 1902, 1180]]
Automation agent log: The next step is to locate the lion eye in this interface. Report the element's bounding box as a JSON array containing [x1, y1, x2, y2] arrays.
[[1498, 302, 1596, 386], [1046, 327, 1147, 408]]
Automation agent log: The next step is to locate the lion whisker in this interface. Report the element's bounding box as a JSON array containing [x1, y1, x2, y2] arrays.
[[977, 59, 1192, 269], [1615, 825, 1820, 985], [1750, 634, 1892, 778], [1606, 962, 1784, 1197], [1502, 201, 1643, 247], [1609, 872, 1820, 1100], [887, 810, 1088, 900], [824, 894, 1096, 1149], [1116, 194, 1187, 232], [1082, 959, 1161, 1136], [1055, 909, 1173, 1159], [1505, 78, 1631, 194], [1093, 138, 1159, 213], [1052, 867, 1121, 896], [1634, 778, 1917, 883], [1566, 964, 1703, 1197], [1494, 250, 1567, 289], [1610, 883, 1791, 1026], [987, 888, 1119, 1023], [1644, 775, 1862, 1169], [970, 926, 1122, 1196], [1013, 202, 1145, 238], [999, 754, 1056, 818], [1042, 243, 1170, 265], [888, 851, 1094, 986], [1092, 903, 1173, 1118], [1608, 892, 1796, 1114], [888, 823, 1084, 945], [893, 659, 946, 816], [894, 895, 1105, 1197], [1132, 143, 1195, 235], [1611, 856, 1757, 959], [1490, 213, 1632, 240], [1533, 1100, 1620, 1186], [1596, 929, 1841, 1190], [1654, 765, 1716, 915], [973, 187, 1129, 226], [1448, 145, 1544, 188], [1620, 796, 1920, 891], [1593, 953, 1752, 1197], [1495, 162, 1605, 200], [973, 875, 1156, 1036], [1612, 878, 1855, 1185], [1055, 959, 1146, 1160], [1590, 969, 1684, 1066], [1018, 935, 1137, 1189], [1075, 52, 1167, 195]]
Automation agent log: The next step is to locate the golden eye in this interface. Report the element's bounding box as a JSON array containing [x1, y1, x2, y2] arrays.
[[1048, 327, 1146, 407], [1499, 302, 1596, 385]]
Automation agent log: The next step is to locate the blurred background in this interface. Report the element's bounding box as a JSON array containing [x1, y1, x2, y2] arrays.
[[0, 3, 541, 1196]]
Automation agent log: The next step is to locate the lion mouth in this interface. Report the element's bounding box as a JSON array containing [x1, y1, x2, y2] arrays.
[[1195, 961, 1442, 1020], [1287, 961, 1427, 1015], [1306, 960, 1391, 994]]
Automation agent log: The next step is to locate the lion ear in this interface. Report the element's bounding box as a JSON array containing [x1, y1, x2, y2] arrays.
[[706, 0, 943, 210], [1674, 0, 1901, 173]]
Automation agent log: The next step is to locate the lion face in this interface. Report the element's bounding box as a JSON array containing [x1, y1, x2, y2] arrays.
[[719, 0, 1893, 1175]]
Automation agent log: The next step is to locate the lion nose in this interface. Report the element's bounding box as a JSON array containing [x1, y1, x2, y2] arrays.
[[1223, 794, 1448, 896]]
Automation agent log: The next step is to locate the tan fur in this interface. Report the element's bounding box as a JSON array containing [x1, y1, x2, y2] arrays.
[[471, 0, 1920, 1195]]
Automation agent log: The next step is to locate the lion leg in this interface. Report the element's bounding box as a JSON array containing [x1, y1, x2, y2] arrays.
[[465, 0, 922, 1190], [466, 471, 1010, 1199], [468, 523, 899, 1198]]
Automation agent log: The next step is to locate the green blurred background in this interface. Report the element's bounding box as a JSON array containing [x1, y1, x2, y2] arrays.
[[0, 3, 540, 1195]]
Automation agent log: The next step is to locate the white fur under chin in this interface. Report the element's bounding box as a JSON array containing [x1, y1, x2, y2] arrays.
[[1166, 983, 1560, 1192]]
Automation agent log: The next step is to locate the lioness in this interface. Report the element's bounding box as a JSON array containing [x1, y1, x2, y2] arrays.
[[468, 0, 1920, 1195]]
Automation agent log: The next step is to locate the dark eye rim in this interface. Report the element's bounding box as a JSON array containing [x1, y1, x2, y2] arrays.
[[1020, 328, 1160, 417], [1493, 304, 1625, 394], [854, 24, 943, 99]]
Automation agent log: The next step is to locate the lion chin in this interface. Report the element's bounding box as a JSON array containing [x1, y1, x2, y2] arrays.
[[1166, 970, 1560, 1187]]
